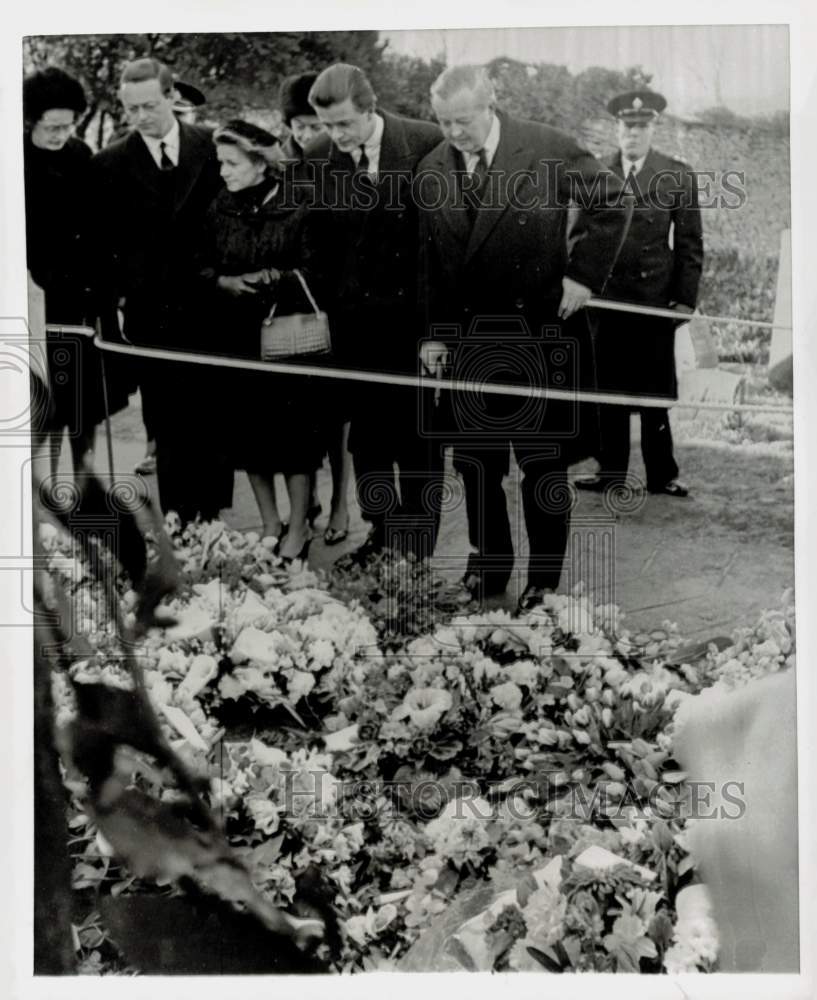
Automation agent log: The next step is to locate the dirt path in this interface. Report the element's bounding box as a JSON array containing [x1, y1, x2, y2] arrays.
[[98, 400, 794, 641]]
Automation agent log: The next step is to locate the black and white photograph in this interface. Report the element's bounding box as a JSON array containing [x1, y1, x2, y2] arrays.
[[2, 2, 815, 995]]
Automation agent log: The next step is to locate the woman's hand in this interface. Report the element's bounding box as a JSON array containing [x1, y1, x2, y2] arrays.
[[218, 274, 259, 296], [218, 269, 282, 296]]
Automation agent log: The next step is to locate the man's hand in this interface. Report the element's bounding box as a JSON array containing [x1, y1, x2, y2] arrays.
[[558, 277, 592, 320], [420, 340, 449, 378], [218, 274, 260, 296]]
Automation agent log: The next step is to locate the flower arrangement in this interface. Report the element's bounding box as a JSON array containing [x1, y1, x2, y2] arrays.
[[42, 518, 794, 974]]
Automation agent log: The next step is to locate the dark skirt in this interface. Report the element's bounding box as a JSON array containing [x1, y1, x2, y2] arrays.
[[218, 364, 325, 475]]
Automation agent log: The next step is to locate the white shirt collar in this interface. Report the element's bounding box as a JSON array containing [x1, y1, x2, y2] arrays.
[[465, 113, 501, 172], [140, 116, 181, 168], [351, 113, 385, 178], [622, 152, 647, 176]]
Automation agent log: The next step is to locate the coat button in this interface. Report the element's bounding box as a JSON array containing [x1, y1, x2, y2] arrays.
[[518, 215, 527, 225], [515, 298, 524, 309]]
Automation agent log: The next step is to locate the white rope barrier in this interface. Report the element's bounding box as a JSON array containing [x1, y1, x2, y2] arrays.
[[91, 335, 791, 417], [43, 313, 793, 418], [585, 298, 791, 331]]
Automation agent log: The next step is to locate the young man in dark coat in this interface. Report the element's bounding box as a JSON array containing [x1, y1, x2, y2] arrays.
[[302, 63, 445, 561], [575, 89, 704, 499], [89, 57, 227, 523], [418, 65, 626, 612]]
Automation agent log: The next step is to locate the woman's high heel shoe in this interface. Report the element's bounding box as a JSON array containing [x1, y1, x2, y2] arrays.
[[277, 534, 312, 566], [323, 515, 350, 546], [307, 502, 322, 528]]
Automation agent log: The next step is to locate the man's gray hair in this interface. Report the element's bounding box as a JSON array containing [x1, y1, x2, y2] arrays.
[[430, 65, 496, 107]]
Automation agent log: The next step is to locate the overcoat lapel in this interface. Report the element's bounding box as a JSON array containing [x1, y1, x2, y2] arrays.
[[426, 142, 471, 249], [172, 123, 207, 214], [353, 112, 412, 241], [124, 130, 163, 199], [464, 112, 533, 265]]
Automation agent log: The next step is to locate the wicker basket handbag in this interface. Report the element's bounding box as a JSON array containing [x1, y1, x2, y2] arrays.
[[260, 269, 331, 359]]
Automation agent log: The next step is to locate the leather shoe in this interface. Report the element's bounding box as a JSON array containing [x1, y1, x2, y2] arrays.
[[574, 474, 626, 493], [648, 479, 689, 498], [516, 584, 555, 614], [437, 573, 505, 608], [574, 474, 605, 492]]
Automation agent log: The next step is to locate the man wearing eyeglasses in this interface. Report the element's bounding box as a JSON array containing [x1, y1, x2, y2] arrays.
[[90, 57, 226, 523]]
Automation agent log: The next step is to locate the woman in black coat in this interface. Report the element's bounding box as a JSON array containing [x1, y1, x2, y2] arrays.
[[279, 73, 352, 546], [197, 120, 324, 561], [24, 67, 130, 475]]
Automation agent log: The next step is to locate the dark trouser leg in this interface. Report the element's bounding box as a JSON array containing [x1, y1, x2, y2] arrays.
[[515, 443, 570, 591], [640, 407, 679, 490], [350, 424, 399, 547], [597, 403, 632, 484], [455, 447, 514, 594]]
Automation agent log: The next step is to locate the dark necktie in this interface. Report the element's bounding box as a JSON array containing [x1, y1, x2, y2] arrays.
[[464, 148, 489, 224], [159, 140, 174, 171], [356, 145, 370, 175]]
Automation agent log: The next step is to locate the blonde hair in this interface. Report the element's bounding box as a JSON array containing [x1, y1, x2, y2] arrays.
[[430, 65, 496, 108]]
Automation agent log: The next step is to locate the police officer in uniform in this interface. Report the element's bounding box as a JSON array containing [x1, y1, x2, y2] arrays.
[[576, 89, 703, 498]]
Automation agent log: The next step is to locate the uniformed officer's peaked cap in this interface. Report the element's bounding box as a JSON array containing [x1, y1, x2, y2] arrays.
[[607, 89, 667, 121]]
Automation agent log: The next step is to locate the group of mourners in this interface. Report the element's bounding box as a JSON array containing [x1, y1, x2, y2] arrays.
[[24, 55, 702, 612]]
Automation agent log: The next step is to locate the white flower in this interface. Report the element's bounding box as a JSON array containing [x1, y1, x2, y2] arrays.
[[406, 636, 441, 659], [410, 659, 446, 686], [663, 885, 720, 972], [345, 904, 399, 947], [177, 653, 218, 699], [508, 883, 568, 971], [288, 669, 316, 701], [491, 681, 523, 711], [472, 656, 502, 684], [663, 941, 700, 974], [345, 915, 371, 947], [246, 795, 281, 834], [249, 738, 288, 768], [307, 638, 335, 670], [424, 796, 493, 862], [392, 687, 452, 730], [502, 660, 539, 688]]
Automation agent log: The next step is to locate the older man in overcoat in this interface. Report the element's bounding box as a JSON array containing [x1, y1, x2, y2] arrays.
[[575, 89, 703, 498], [90, 57, 226, 523], [418, 65, 626, 611]]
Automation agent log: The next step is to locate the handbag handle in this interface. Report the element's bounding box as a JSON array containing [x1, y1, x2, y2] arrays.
[[263, 268, 321, 322]]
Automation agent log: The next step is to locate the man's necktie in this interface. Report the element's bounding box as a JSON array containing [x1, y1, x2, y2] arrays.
[[159, 141, 174, 171], [465, 148, 489, 224], [355, 145, 370, 175]]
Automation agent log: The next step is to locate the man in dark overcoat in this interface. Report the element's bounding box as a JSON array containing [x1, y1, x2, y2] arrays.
[[302, 63, 445, 561], [90, 57, 226, 523], [417, 64, 626, 612], [575, 89, 703, 498]]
